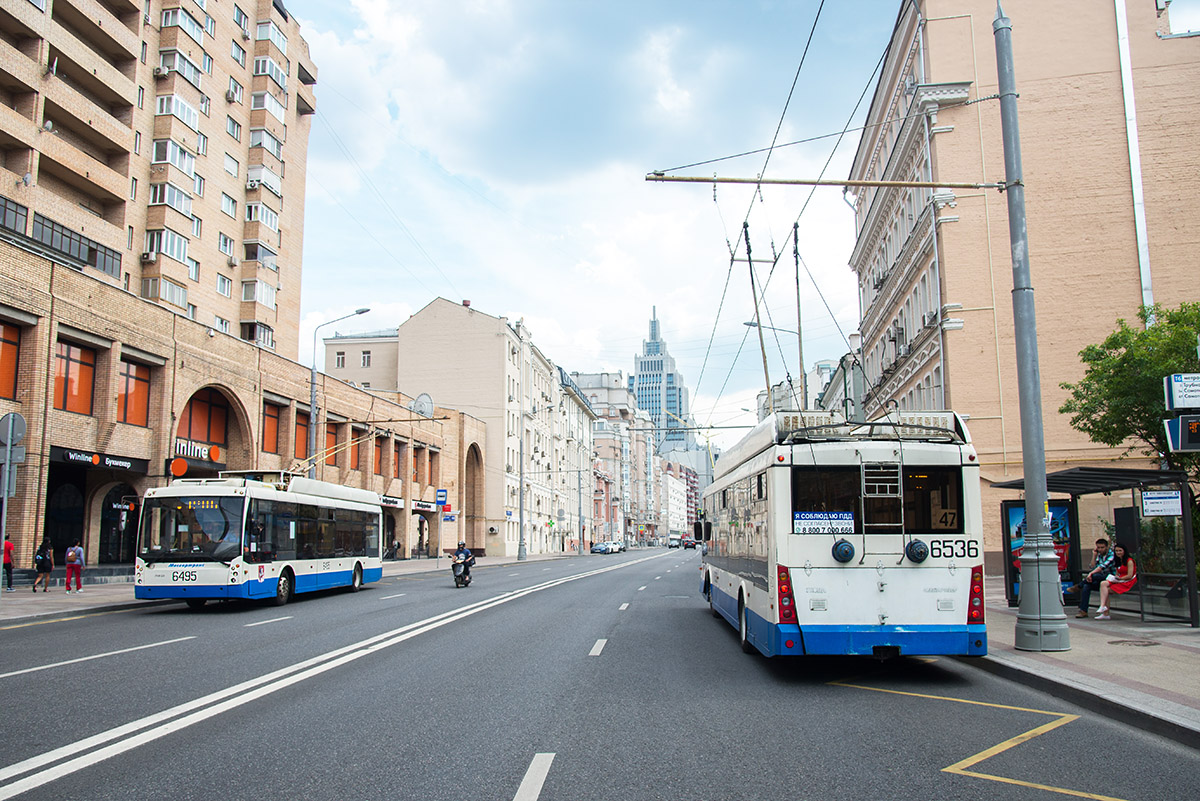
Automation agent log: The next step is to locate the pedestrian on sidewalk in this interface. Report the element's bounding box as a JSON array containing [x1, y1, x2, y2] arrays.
[[3, 536, 14, 591], [1074, 537, 1116, 618], [64, 539, 84, 594], [1095, 543, 1137, 620], [32, 536, 53, 593]]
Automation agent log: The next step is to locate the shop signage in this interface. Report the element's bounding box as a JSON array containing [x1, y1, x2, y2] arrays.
[[174, 439, 223, 462], [380, 494, 404, 509], [50, 446, 148, 474], [412, 500, 437, 512]]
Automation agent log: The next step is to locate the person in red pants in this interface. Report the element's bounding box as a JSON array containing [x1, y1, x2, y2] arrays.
[[64, 539, 85, 594]]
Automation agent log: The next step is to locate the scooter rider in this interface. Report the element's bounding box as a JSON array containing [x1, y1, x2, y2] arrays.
[[453, 540, 474, 582]]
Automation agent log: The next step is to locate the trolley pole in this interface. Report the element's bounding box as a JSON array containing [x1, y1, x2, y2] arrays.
[[995, 5, 1069, 651]]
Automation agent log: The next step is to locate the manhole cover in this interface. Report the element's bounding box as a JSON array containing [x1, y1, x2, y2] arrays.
[[1107, 639, 1161, 647]]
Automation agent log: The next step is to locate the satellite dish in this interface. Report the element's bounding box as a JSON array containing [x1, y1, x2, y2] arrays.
[[409, 393, 434, 418], [22, 173, 32, 186]]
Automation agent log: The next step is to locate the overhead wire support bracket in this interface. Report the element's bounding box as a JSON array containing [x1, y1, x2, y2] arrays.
[[646, 173, 1004, 191]]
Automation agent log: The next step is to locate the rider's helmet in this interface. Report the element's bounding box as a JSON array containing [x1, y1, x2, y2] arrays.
[[458, 541, 466, 548]]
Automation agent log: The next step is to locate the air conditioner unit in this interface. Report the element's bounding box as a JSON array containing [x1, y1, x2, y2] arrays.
[[152, 67, 169, 79], [225, 89, 237, 102], [143, 13, 150, 25], [140, 251, 157, 264], [897, 344, 911, 358], [242, 29, 251, 40], [923, 311, 938, 327], [227, 256, 238, 267], [246, 179, 260, 190]]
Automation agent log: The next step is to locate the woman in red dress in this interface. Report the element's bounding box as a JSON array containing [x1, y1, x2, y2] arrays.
[[1095, 543, 1136, 620]]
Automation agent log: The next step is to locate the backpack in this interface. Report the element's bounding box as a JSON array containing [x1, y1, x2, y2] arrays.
[[66, 549, 77, 564], [35, 548, 48, 565]]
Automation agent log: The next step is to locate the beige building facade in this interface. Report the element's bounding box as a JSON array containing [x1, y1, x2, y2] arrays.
[[849, 0, 1196, 569], [328, 299, 596, 557], [0, 0, 316, 361]]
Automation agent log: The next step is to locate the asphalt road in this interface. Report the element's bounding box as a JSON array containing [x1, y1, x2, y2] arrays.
[[1, 548, 1196, 800]]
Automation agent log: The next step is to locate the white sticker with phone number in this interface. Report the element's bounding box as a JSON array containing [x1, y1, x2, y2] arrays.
[[794, 511, 854, 535]]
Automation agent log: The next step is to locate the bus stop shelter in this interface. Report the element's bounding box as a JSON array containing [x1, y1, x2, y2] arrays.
[[993, 467, 1198, 627]]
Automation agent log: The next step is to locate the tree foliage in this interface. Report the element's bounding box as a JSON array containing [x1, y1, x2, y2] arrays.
[[1059, 303, 1200, 483]]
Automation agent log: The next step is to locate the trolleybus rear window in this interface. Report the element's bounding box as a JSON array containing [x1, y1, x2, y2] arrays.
[[791, 466, 963, 535]]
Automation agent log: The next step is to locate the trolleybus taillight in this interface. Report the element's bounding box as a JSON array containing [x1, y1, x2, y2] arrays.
[[968, 565, 985, 623], [777, 565, 797, 623]]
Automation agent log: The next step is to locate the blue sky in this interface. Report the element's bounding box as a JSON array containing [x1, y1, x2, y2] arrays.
[[287, 0, 1200, 449]]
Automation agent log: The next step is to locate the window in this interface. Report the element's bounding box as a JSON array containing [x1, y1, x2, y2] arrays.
[[218, 233, 234, 255], [137, 86, 144, 109], [141, 41, 147, 64], [226, 116, 242, 141], [54, 341, 96, 415], [250, 91, 286, 123], [246, 164, 282, 196], [204, 14, 215, 36], [0, 322, 20, 400], [349, 433, 360, 470], [149, 182, 193, 216], [233, 5, 249, 33], [162, 7, 204, 45], [140, 277, 188, 308], [151, 139, 195, 177], [224, 153, 239, 176], [294, 412, 309, 460], [31, 215, 122, 277], [117, 360, 151, 426], [194, 173, 205, 196], [256, 20, 288, 55], [221, 193, 236, 217], [144, 227, 188, 263], [241, 322, 274, 349], [253, 56, 287, 91], [250, 128, 283, 159], [262, 402, 280, 453], [231, 40, 246, 66], [177, 387, 228, 446], [243, 241, 276, 269], [186, 256, 200, 280], [134, 131, 141, 154], [361, 351, 371, 368], [325, 423, 337, 466], [374, 437, 384, 475], [191, 216, 202, 237], [216, 273, 232, 296], [213, 315, 230, 334], [0, 196, 27, 235], [129, 177, 137, 200], [202, 53, 213, 74], [127, 226, 133, 249], [335, 351, 345, 369], [241, 279, 276, 309], [228, 78, 243, 104], [196, 132, 207, 155], [158, 50, 202, 89], [244, 202, 278, 230], [200, 95, 210, 115], [393, 442, 402, 479]]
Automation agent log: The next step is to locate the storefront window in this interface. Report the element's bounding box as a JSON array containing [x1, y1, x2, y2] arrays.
[[54, 341, 96, 415], [294, 412, 309, 461], [116, 360, 150, 426], [0, 322, 19, 400], [325, 423, 337, 466]]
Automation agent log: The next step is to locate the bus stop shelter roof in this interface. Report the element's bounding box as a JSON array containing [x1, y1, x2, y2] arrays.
[[991, 466, 1190, 497]]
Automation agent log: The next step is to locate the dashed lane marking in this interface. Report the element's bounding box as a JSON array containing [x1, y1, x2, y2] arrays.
[[588, 639, 607, 656], [830, 679, 1125, 800], [243, 616, 292, 628], [513, 753, 555, 801], [0, 637, 196, 680], [379, 593, 406, 600], [619, 603, 629, 611], [637, 586, 646, 592]]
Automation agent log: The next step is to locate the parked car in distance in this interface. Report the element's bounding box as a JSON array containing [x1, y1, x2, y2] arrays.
[[590, 542, 609, 554]]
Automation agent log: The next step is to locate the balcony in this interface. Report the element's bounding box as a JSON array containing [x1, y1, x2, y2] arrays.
[[47, 19, 135, 102], [50, 0, 139, 64]]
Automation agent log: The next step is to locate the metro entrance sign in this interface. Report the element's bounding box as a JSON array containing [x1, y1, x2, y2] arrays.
[[1165, 373, 1200, 410]]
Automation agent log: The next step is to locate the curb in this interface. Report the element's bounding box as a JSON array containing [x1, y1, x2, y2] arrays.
[[1, 597, 176, 624], [959, 654, 1200, 750]]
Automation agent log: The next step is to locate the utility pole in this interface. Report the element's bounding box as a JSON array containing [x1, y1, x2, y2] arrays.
[[517, 329, 527, 561], [793, 223, 808, 409], [994, 5, 1069, 651], [744, 222, 773, 414]]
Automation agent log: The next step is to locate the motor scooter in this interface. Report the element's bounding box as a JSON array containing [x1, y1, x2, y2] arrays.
[[450, 554, 475, 588]]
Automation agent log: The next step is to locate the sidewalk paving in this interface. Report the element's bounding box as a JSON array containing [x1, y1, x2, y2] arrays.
[[2, 560, 1197, 749]]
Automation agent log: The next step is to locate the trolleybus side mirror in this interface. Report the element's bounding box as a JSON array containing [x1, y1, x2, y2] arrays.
[[693, 521, 703, 541], [703, 522, 712, 542]]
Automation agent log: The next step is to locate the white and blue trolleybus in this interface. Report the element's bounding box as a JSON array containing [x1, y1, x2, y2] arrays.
[[699, 411, 986, 657], [135, 471, 383, 607]]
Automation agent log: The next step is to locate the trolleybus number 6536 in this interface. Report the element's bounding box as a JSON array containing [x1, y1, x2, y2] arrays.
[[929, 539, 979, 558]]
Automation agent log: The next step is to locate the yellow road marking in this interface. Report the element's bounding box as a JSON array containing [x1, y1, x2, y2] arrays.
[[831, 678, 1130, 801]]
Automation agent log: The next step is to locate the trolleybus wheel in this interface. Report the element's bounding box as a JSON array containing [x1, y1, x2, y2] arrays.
[[706, 578, 720, 618], [273, 569, 293, 607], [185, 598, 206, 609], [738, 597, 754, 654], [349, 564, 363, 592]]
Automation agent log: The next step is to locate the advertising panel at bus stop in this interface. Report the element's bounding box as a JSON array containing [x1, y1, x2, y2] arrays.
[[1000, 499, 1082, 607]]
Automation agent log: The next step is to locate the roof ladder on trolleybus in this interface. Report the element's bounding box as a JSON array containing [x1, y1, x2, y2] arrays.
[[859, 460, 904, 562]]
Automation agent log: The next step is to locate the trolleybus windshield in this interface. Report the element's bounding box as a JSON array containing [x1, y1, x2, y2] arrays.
[[139, 496, 244, 562]]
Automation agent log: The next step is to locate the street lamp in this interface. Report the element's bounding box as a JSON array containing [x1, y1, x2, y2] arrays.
[[742, 321, 807, 409], [308, 307, 369, 478]]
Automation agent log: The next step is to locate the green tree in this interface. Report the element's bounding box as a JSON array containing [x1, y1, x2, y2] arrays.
[[1059, 302, 1200, 483]]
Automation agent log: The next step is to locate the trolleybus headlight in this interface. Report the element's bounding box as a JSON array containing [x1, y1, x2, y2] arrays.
[[905, 539, 929, 563], [831, 538, 855, 563]]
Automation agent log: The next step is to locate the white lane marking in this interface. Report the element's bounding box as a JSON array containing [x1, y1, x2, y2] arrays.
[[588, 639, 607, 656], [637, 586, 646, 591], [542, 568, 551, 571], [509, 573, 520, 576], [0, 637, 196, 680], [619, 603, 629, 611], [513, 753, 555, 801], [654, 576, 661, 580], [0, 553, 669, 798], [666, 570, 671, 573], [379, 593, 406, 600], [243, 616, 292, 628]]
